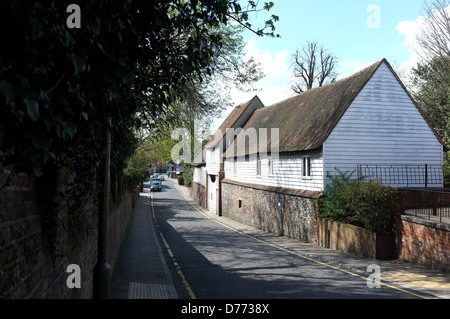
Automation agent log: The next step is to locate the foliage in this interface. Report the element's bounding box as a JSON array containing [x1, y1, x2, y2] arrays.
[[318, 170, 399, 233], [409, 0, 450, 186], [123, 147, 151, 185], [411, 57, 450, 140], [411, 58, 450, 188], [0, 1, 279, 206], [139, 23, 265, 144], [182, 164, 194, 188]]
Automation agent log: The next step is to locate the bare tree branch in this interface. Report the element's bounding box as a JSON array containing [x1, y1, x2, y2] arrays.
[[415, 0, 450, 89], [290, 41, 337, 94], [417, 0, 450, 59]]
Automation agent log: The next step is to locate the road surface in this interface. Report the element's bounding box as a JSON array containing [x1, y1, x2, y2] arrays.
[[149, 178, 427, 300]]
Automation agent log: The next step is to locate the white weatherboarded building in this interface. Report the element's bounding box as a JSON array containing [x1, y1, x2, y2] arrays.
[[222, 58, 446, 191], [192, 96, 264, 213]]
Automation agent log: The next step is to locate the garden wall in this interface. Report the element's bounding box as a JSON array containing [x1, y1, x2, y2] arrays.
[[0, 166, 138, 298], [221, 179, 321, 243], [316, 218, 395, 260], [190, 181, 206, 210], [396, 215, 450, 272]]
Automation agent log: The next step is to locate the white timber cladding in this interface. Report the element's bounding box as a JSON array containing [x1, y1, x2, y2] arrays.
[[224, 150, 324, 192], [193, 165, 206, 186], [323, 62, 444, 187], [205, 146, 221, 175]]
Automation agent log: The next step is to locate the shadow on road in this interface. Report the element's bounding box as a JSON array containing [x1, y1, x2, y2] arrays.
[[150, 181, 418, 299]]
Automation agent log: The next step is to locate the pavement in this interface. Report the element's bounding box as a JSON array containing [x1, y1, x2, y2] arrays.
[[111, 181, 178, 299], [111, 178, 450, 300]]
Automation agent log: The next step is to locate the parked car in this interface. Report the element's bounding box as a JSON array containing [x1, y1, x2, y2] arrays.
[[150, 178, 162, 191], [158, 174, 165, 181]]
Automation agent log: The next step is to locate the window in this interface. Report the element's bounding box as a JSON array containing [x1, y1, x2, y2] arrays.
[[302, 156, 311, 178], [211, 147, 216, 164], [256, 155, 261, 177], [233, 157, 237, 175], [268, 159, 274, 176]]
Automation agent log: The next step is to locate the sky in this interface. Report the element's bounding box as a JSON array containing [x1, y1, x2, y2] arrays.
[[211, 0, 438, 131]]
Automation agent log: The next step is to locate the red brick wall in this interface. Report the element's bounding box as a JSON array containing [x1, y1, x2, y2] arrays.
[[397, 215, 450, 272], [317, 218, 395, 260], [0, 167, 137, 298]]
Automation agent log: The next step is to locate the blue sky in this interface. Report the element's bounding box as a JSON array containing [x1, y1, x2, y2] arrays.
[[212, 0, 436, 131]]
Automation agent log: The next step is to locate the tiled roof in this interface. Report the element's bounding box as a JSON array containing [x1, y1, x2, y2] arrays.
[[225, 59, 385, 156], [204, 95, 263, 149]]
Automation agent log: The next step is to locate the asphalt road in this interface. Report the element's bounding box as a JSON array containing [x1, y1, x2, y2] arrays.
[[150, 179, 423, 300]]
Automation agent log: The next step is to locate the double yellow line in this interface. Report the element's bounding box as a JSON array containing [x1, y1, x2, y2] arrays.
[[150, 191, 196, 299], [157, 183, 430, 300]]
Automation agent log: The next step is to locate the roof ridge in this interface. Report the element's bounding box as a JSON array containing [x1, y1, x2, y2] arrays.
[[224, 58, 387, 155], [255, 58, 389, 112]]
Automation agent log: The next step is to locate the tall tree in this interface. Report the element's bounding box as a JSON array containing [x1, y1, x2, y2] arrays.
[[412, 0, 450, 140], [0, 0, 279, 223], [411, 0, 450, 186], [0, 0, 278, 181], [416, 0, 450, 61], [290, 41, 338, 94]]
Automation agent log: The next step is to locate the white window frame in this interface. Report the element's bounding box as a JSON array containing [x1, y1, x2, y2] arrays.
[[268, 159, 274, 177], [302, 156, 311, 179], [256, 155, 261, 177], [211, 147, 216, 164]]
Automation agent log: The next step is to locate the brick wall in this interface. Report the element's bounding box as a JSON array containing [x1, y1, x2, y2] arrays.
[[221, 179, 321, 243], [316, 218, 395, 260], [0, 167, 137, 298], [397, 215, 450, 272]]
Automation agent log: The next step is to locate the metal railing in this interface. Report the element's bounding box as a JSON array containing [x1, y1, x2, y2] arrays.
[[357, 164, 444, 188], [400, 189, 450, 225]]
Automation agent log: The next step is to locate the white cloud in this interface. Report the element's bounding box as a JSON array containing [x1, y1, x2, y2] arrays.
[[211, 38, 294, 131], [337, 58, 374, 79], [241, 38, 293, 105], [395, 4, 450, 71], [396, 15, 426, 71]]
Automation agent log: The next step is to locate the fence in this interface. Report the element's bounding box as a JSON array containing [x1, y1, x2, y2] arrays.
[[357, 164, 444, 188], [399, 188, 450, 225]]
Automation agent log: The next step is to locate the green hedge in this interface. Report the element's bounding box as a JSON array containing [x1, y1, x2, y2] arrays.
[[183, 164, 194, 187], [318, 170, 398, 233]]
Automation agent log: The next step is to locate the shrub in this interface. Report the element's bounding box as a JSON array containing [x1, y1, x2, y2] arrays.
[[319, 169, 398, 233], [183, 164, 194, 187]]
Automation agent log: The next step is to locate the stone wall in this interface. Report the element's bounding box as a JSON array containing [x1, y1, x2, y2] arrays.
[[397, 215, 450, 272], [190, 181, 206, 209], [221, 179, 321, 243], [0, 167, 137, 298]]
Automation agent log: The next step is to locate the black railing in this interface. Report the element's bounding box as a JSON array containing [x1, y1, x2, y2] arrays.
[[400, 189, 450, 225], [357, 164, 444, 188]]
